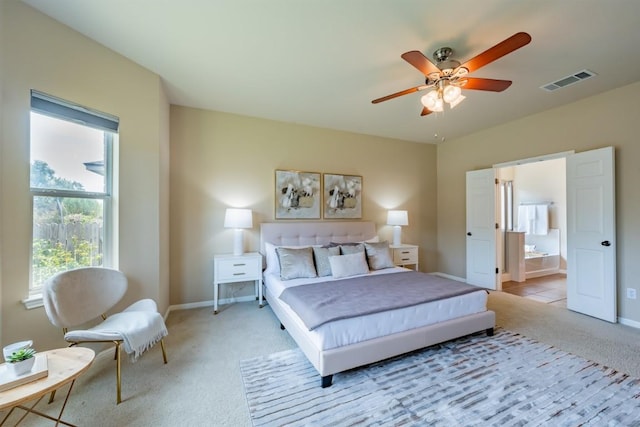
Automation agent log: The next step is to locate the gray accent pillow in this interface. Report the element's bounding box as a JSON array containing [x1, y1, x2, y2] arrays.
[[364, 241, 395, 270], [339, 243, 364, 255], [313, 246, 340, 277], [329, 251, 370, 279], [276, 247, 317, 280]]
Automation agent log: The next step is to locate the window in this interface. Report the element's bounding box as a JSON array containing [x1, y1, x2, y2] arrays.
[[29, 91, 118, 292], [500, 180, 514, 232]]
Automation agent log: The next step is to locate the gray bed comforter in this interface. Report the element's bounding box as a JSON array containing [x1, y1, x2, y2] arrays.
[[279, 271, 484, 331]]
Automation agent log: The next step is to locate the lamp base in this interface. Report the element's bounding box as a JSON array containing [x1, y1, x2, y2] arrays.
[[233, 229, 244, 256], [392, 225, 402, 246]]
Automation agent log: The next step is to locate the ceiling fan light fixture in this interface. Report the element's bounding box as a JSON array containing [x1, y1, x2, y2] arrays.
[[449, 94, 466, 109], [422, 86, 463, 112], [421, 90, 440, 109], [432, 98, 444, 112], [443, 85, 462, 103], [372, 32, 531, 118]]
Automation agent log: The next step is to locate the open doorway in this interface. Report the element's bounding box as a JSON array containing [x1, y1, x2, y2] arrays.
[[495, 155, 567, 307], [467, 147, 616, 321]]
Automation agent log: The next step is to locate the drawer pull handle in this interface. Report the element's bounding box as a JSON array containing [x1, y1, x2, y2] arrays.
[[401, 251, 410, 254], [233, 263, 246, 266], [233, 273, 246, 276], [401, 258, 411, 261]]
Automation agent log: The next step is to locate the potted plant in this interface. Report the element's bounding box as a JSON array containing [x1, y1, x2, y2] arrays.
[[6, 348, 37, 376]]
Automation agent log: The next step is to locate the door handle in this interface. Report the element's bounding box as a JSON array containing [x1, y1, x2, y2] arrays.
[[601, 240, 611, 247], [467, 232, 472, 236]]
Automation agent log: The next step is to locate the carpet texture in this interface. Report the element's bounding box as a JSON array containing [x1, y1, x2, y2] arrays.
[[240, 329, 640, 426]]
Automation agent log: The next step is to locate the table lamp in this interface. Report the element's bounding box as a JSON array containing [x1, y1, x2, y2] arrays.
[[224, 208, 253, 255], [387, 210, 408, 246]]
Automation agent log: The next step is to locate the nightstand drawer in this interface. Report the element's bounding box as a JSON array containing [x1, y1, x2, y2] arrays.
[[392, 246, 418, 265], [216, 257, 261, 281]]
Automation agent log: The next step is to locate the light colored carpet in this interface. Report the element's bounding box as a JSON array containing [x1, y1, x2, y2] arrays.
[[241, 328, 640, 426], [1, 291, 639, 426], [487, 290, 640, 378]]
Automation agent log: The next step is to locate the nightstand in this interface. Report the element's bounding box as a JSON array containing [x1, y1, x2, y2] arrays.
[[390, 244, 419, 271], [213, 252, 263, 314]]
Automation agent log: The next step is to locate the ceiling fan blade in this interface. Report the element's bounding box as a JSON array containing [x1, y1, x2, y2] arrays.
[[401, 51, 441, 76], [420, 107, 432, 116], [458, 32, 531, 74], [462, 77, 512, 92], [371, 85, 428, 104]]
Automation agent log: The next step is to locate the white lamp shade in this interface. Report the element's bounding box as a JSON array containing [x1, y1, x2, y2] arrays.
[[224, 208, 252, 256], [387, 210, 408, 226], [387, 210, 408, 246], [224, 208, 253, 229], [421, 90, 439, 109], [443, 85, 462, 103]]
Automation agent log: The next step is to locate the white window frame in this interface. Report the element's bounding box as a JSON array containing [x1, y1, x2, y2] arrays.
[[26, 91, 118, 307]]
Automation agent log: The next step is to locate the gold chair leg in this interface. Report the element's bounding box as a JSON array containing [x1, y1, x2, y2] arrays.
[[115, 342, 122, 404], [160, 339, 168, 364]]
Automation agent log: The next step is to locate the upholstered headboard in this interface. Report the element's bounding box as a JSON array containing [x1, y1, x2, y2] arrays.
[[260, 221, 377, 254]]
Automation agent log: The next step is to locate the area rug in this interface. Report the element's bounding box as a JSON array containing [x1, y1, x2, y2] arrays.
[[240, 329, 640, 426]]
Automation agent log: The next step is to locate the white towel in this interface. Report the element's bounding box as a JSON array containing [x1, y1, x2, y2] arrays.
[[517, 205, 534, 234], [533, 204, 549, 235], [517, 204, 549, 235]]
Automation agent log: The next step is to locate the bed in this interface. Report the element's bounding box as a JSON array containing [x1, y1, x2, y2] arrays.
[[260, 221, 495, 387]]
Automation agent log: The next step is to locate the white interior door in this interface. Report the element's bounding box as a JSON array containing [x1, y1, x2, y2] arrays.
[[566, 146, 616, 322], [466, 169, 498, 290]]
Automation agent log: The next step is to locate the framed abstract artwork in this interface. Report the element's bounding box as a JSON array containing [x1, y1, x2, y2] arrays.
[[323, 173, 362, 219], [275, 170, 321, 219]]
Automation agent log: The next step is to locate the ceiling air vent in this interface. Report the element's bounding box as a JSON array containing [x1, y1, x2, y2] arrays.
[[540, 69, 597, 92]]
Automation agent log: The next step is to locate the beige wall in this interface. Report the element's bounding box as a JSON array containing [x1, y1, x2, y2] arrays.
[[0, 1, 170, 348], [169, 106, 437, 304], [437, 80, 640, 323]]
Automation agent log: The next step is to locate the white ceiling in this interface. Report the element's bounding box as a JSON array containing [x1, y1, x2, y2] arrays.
[[22, 0, 640, 144]]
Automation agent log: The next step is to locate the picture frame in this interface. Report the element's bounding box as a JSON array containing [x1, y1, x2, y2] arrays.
[[323, 173, 362, 219], [275, 170, 321, 219]]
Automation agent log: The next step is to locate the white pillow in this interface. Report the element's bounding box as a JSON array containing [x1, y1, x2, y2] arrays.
[[329, 251, 370, 279], [264, 242, 280, 275]]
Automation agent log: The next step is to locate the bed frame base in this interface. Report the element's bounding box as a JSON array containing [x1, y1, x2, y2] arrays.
[[268, 284, 496, 388], [318, 326, 495, 388]]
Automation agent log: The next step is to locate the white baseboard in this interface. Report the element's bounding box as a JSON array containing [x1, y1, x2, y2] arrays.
[[618, 317, 640, 329], [165, 295, 257, 318]]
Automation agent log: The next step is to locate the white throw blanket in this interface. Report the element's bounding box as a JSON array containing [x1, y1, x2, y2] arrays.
[[66, 311, 168, 362], [104, 311, 168, 361]]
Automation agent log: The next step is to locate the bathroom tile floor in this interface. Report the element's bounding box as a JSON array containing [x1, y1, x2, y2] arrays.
[[501, 273, 567, 308]]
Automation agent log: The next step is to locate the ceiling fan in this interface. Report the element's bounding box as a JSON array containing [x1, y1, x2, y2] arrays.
[[372, 32, 532, 116]]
